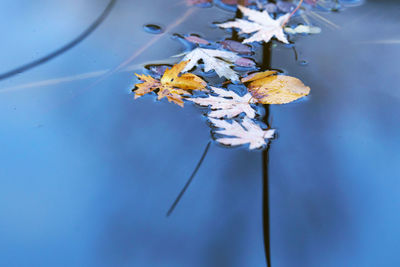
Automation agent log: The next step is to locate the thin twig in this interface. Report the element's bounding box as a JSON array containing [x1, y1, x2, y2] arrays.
[[292, 45, 299, 61], [0, 0, 117, 81], [166, 141, 212, 217], [283, 0, 304, 26]]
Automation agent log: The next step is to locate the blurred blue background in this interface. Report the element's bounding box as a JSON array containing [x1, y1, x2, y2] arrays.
[[0, 0, 399, 266]]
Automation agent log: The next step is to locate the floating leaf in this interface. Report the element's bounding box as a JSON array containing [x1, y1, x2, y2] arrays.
[[188, 87, 257, 118], [220, 39, 252, 55], [234, 57, 256, 67], [242, 71, 310, 104], [241, 70, 277, 83], [184, 35, 210, 45], [133, 61, 207, 107], [210, 117, 275, 149], [217, 5, 290, 44], [180, 48, 242, 82]]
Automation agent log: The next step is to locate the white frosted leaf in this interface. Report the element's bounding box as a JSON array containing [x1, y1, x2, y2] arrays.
[[188, 87, 259, 119], [180, 48, 241, 82], [209, 117, 275, 150], [217, 5, 290, 44]]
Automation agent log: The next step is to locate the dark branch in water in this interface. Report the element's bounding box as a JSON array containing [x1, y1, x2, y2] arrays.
[[292, 45, 299, 61], [0, 0, 117, 82], [262, 42, 272, 267], [166, 141, 211, 217], [231, 5, 274, 265], [262, 138, 272, 267]]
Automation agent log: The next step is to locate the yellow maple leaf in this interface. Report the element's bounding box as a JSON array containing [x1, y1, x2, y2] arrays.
[[133, 60, 207, 107], [241, 70, 310, 104]]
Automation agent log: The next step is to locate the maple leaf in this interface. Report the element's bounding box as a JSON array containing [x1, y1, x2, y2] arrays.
[[180, 48, 241, 82], [188, 87, 258, 118], [242, 70, 310, 104], [210, 117, 275, 149], [217, 5, 290, 44], [133, 60, 207, 107]]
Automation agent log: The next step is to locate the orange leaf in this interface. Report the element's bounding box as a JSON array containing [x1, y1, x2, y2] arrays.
[[241, 70, 277, 83], [134, 74, 160, 99], [133, 60, 207, 107], [243, 71, 310, 104]]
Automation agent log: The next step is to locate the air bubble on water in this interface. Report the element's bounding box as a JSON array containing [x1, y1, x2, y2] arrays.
[[299, 60, 309, 66], [143, 24, 163, 34]]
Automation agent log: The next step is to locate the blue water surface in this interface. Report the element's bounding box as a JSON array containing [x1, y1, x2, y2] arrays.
[[0, 0, 399, 266]]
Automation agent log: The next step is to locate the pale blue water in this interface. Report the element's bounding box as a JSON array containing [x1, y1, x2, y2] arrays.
[[0, 0, 399, 266]]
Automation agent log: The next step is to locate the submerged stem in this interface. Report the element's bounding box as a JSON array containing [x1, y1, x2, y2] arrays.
[[262, 138, 272, 267], [166, 141, 211, 217], [262, 41, 272, 267]]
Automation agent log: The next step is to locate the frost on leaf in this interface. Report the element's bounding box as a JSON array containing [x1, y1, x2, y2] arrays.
[[133, 60, 207, 107], [217, 5, 290, 44], [188, 87, 258, 119], [180, 48, 242, 82], [242, 70, 310, 104], [210, 117, 275, 150]]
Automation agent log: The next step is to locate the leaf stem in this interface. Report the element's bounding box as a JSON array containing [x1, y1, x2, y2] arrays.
[[283, 0, 304, 26], [166, 141, 212, 217]]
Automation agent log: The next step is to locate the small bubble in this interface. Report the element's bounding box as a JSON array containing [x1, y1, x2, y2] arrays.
[[143, 24, 163, 34], [299, 60, 309, 66]]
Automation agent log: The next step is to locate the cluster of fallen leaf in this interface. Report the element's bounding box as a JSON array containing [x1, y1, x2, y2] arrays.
[[133, 4, 317, 150], [188, 0, 325, 13]]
